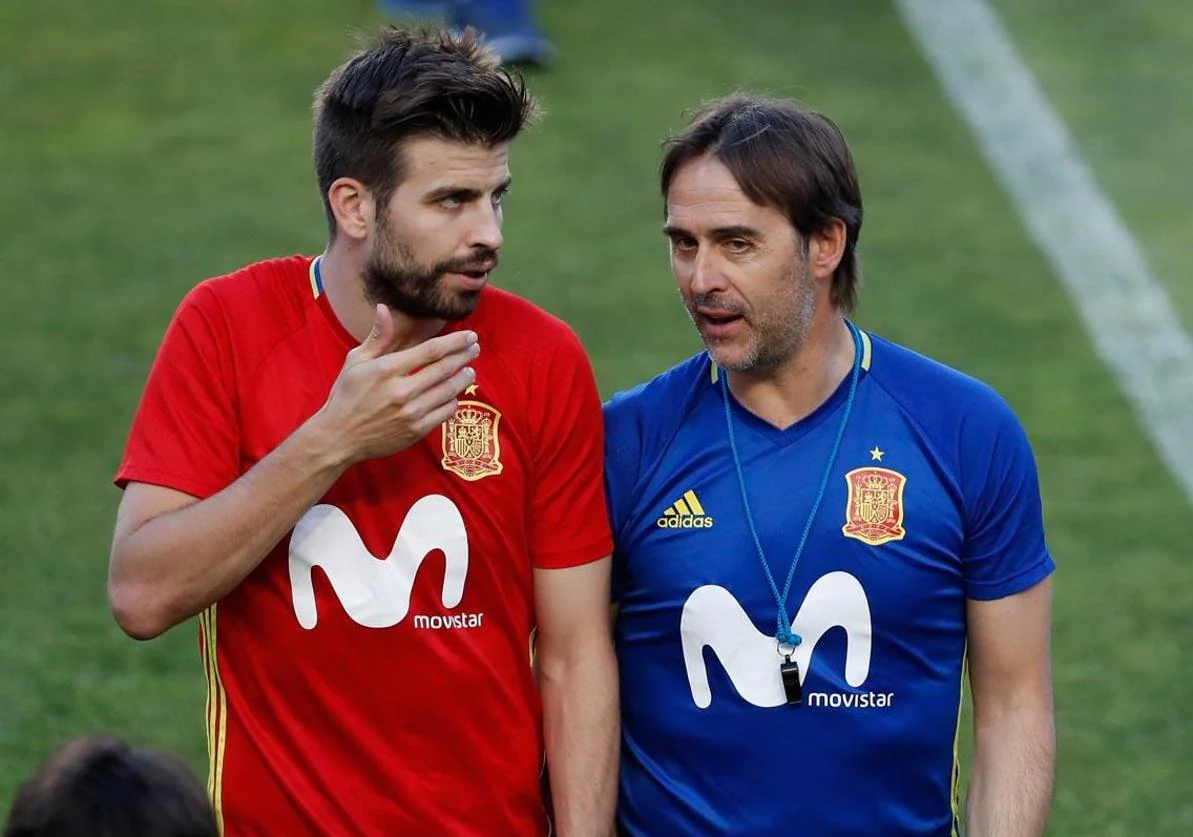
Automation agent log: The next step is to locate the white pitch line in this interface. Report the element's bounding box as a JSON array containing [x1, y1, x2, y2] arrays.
[[895, 0, 1193, 506]]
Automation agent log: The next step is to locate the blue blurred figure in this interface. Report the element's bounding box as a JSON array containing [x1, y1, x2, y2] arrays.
[[378, 0, 555, 66]]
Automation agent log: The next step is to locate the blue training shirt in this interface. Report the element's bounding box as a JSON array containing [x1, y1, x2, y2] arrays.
[[604, 329, 1054, 837]]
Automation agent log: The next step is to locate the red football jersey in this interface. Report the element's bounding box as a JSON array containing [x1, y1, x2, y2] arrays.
[[115, 255, 613, 836]]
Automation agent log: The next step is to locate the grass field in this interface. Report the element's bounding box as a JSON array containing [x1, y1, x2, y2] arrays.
[[2, 1, 1190, 833]]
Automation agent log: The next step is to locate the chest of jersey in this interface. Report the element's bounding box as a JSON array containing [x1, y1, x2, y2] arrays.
[[617, 384, 968, 710], [233, 342, 533, 641]]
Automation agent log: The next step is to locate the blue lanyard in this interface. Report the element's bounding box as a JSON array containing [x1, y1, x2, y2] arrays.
[[720, 320, 863, 652]]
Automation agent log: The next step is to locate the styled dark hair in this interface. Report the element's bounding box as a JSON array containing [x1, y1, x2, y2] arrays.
[[3, 735, 217, 837], [660, 94, 864, 312], [313, 26, 537, 238]]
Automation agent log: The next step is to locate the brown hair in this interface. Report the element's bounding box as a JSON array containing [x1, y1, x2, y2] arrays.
[[4, 735, 217, 837], [314, 26, 538, 237], [661, 94, 864, 312]]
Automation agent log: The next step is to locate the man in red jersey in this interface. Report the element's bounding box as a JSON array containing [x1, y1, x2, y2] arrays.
[[108, 27, 617, 837]]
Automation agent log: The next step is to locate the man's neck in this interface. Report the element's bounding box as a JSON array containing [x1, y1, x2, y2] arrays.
[[725, 314, 855, 430], [319, 243, 446, 349]]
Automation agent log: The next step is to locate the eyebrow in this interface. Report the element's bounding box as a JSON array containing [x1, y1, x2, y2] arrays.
[[662, 224, 760, 240], [425, 176, 513, 203]]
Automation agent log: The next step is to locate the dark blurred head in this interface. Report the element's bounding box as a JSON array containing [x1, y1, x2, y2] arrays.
[[3, 735, 217, 837], [313, 26, 538, 240], [660, 93, 864, 313]]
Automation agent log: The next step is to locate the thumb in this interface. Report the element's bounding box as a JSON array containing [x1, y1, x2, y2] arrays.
[[357, 304, 395, 359]]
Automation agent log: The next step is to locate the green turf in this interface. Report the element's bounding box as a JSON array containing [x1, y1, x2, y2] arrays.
[[2, 1, 1190, 833], [990, 0, 1193, 332]]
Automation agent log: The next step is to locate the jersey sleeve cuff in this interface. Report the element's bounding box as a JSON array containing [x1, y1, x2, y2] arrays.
[[965, 553, 1056, 601], [113, 466, 226, 500], [531, 535, 614, 570]]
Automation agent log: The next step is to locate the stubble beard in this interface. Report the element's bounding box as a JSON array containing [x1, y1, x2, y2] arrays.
[[692, 259, 817, 373]]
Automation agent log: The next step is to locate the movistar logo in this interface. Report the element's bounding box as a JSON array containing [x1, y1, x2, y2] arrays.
[[288, 495, 483, 631], [680, 572, 894, 710], [656, 490, 714, 529]]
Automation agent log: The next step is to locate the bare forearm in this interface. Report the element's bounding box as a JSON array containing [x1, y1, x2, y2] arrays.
[[110, 417, 348, 638], [967, 708, 1055, 837], [541, 643, 619, 837]]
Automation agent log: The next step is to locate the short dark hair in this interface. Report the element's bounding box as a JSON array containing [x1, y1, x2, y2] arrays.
[[314, 26, 538, 237], [660, 94, 864, 312], [3, 735, 217, 837]]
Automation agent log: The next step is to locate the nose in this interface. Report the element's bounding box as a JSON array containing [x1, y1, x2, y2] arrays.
[[686, 246, 726, 296], [468, 203, 503, 252]]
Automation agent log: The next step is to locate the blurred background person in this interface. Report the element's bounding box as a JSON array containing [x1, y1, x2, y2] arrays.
[[379, 0, 555, 65], [3, 735, 217, 837]]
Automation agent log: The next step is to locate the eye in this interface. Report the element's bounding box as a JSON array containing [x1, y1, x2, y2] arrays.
[[670, 236, 697, 254], [492, 188, 508, 207], [439, 194, 463, 209], [725, 239, 751, 254]]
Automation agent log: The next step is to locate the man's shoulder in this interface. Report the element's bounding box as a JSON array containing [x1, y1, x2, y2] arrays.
[[864, 330, 1029, 452], [605, 353, 710, 416], [603, 354, 713, 524], [603, 353, 712, 458], [182, 255, 312, 326], [867, 330, 1011, 415]]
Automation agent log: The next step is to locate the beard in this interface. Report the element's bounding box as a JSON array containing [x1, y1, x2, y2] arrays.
[[686, 257, 817, 373], [363, 222, 498, 321]]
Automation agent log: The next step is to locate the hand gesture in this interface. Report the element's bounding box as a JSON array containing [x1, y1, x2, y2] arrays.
[[319, 305, 480, 465]]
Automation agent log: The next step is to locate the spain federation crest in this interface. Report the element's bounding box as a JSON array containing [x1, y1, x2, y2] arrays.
[[441, 400, 503, 481], [842, 467, 907, 546]]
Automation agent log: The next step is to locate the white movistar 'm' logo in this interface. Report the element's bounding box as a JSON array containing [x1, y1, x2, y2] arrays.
[[288, 495, 482, 630], [681, 571, 893, 709]]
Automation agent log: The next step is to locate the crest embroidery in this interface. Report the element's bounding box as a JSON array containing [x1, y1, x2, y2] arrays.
[[441, 400, 503, 481], [842, 467, 907, 546]]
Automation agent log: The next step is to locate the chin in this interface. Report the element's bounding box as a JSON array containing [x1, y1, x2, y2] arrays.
[[704, 343, 751, 372], [440, 290, 483, 320], [709, 339, 777, 373]]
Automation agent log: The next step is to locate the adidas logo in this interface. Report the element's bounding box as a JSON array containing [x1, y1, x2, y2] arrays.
[[656, 490, 714, 529]]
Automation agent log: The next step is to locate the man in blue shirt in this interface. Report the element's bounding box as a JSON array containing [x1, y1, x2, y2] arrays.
[[605, 94, 1055, 836]]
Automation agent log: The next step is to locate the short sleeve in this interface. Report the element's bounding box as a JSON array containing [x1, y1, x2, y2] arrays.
[[114, 284, 240, 499], [527, 326, 613, 570], [961, 396, 1055, 600]]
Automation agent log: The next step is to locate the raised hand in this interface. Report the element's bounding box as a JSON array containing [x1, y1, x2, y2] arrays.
[[318, 304, 480, 465]]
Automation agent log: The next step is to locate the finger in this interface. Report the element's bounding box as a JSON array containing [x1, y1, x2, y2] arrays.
[[389, 330, 478, 376], [351, 304, 397, 362], [415, 398, 464, 438], [402, 341, 481, 395], [399, 366, 474, 427], [426, 366, 477, 409]]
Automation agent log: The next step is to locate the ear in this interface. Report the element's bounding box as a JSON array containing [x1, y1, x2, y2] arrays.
[[327, 177, 375, 242], [808, 218, 847, 281]]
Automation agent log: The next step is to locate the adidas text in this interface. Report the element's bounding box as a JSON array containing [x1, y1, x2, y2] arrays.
[[657, 515, 714, 529]]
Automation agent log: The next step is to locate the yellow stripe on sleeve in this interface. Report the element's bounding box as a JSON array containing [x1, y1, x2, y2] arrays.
[[200, 611, 216, 801], [201, 606, 228, 835], [950, 649, 968, 837]]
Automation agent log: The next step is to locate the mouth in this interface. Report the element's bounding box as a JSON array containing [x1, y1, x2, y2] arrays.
[[692, 306, 746, 342], [446, 261, 497, 289], [696, 306, 744, 327]]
